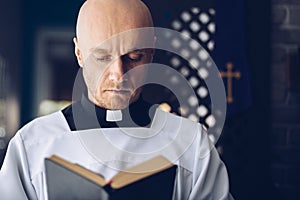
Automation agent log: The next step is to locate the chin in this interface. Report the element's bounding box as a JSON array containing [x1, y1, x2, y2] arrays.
[[104, 98, 131, 110], [107, 103, 129, 110], [94, 93, 140, 110]]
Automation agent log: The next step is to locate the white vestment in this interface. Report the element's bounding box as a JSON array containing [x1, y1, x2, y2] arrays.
[[0, 109, 234, 200]]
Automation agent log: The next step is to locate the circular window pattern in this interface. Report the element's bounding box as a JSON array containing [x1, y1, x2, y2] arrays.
[[162, 7, 217, 128]]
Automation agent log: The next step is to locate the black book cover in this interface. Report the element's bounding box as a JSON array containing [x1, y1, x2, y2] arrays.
[[45, 155, 177, 200]]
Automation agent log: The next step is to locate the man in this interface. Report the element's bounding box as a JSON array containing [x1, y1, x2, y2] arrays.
[[0, 0, 234, 199]]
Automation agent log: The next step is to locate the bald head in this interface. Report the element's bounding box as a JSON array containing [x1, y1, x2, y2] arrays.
[[75, 0, 153, 50]]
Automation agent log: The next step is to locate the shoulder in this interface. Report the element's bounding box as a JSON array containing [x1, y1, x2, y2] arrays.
[[18, 110, 71, 143], [156, 109, 203, 137]]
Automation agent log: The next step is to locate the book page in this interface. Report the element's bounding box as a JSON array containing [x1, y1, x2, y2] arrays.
[[49, 155, 107, 187], [110, 155, 173, 189]]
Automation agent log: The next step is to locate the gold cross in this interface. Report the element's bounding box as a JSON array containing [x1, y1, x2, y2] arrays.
[[220, 62, 241, 103]]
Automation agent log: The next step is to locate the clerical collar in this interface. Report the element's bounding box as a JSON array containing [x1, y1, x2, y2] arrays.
[[106, 110, 122, 122], [62, 94, 155, 131]]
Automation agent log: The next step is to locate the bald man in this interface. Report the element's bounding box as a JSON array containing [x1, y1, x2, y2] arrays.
[[0, 0, 234, 199]]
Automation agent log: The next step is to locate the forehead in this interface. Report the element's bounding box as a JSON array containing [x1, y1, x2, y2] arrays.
[[88, 29, 155, 55], [76, 0, 154, 54]]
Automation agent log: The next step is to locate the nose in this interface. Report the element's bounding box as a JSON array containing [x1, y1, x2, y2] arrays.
[[108, 56, 125, 81]]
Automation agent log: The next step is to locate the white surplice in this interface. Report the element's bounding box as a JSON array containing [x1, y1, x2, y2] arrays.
[[0, 109, 234, 200]]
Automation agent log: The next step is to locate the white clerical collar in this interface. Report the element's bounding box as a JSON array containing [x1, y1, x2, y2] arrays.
[[106, 110, 123, 122]]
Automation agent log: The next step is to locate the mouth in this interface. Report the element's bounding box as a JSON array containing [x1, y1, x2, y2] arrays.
[[104, 89, 131, 95]]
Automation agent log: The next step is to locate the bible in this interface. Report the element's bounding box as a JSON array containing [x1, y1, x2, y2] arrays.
[[45, 155, 177, 200]]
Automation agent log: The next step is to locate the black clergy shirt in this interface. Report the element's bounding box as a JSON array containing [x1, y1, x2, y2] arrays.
[[62, 94, 155, 131]]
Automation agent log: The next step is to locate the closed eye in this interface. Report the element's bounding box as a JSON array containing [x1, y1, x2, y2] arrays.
[[96, 55, 112, 62], [123, 52, 144, 62]]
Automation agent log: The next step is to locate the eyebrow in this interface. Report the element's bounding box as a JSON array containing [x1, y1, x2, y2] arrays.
[[91, 48, 110, 54], [91, 47, 147, 55], [127, 49, 148, 54]]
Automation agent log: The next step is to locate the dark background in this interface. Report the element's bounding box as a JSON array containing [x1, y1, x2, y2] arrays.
[[0, 0, 299, 199]]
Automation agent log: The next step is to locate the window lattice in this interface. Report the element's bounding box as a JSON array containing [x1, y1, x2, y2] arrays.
[[163, 7, 216, 128]]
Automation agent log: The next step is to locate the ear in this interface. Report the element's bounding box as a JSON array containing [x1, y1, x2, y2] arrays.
[[73, 37, 83, 67]]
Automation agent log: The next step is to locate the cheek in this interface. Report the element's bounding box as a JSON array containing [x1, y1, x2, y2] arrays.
[[97, 72, 110, 89], [129, 69, 147, 87], [82, 65, 106, 91]]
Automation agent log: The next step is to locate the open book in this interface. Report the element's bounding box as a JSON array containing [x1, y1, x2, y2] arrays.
[[45, 155, 177, 200]]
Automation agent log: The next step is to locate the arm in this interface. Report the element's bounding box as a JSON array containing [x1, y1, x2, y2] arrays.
[[0, 133, 37, 200]]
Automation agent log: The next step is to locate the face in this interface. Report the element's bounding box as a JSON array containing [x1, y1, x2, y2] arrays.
[[74, 31, 154, 110]]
